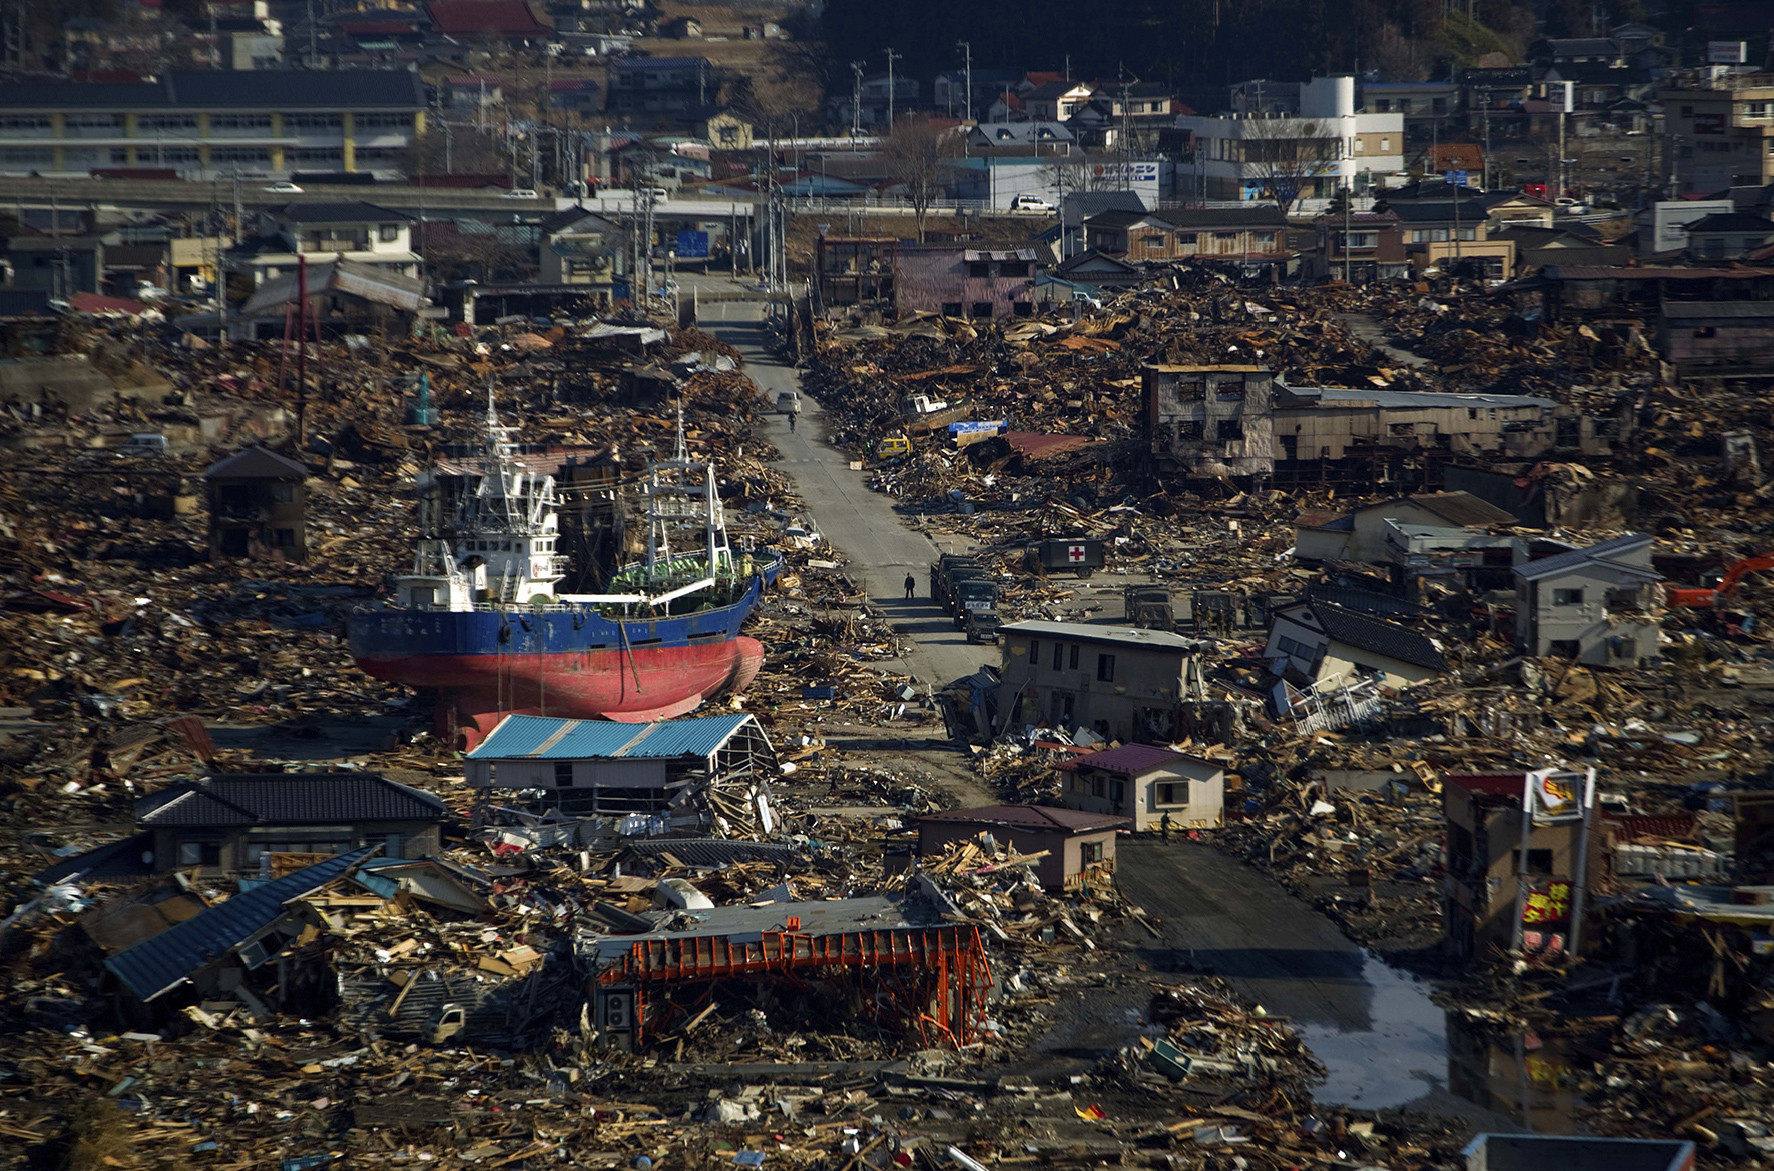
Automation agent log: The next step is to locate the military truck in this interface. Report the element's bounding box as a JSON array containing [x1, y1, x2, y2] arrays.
[[1025, 537, 1106, 579], [930, 555, 999, 625], [1124, 584, 1175, 631]]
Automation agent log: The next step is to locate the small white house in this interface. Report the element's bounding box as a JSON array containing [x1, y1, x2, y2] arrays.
[[1059, 742, 1225, 832]]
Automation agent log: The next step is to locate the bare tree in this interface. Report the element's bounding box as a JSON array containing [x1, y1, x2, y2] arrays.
[[1240, 117, 1337, 212], [882, 118, 962, 243]]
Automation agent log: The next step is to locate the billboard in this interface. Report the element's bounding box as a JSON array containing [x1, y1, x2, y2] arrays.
[[675, 230, 710, 259], [1707, 40, 1747, 65]]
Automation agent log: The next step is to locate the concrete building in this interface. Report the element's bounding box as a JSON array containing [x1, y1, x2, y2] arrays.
[[0, 70, 426, 178], [1514, 534, 1662, 666], [996, 620, 1207, 743], [1443, 771, 1597, 961], [1144, 364, 1278, 483], [1463, 1134, 1694, 1171], [1659, 73, 1774, 194], [815, 235, 897, 311], [1312, 209, 1408, 282], [1293, 492, 1518, 564], [136, 772, 445, 873], [915, 805, 1127, 891], [203, 445, 308, 561], [894, 246, 1036, 320], [606, 57, 713, 118], [1057, 743, 1225, 832], [1265, 600, 1447, 689], [1145, 365, 1564, 489], [1175, 76, 1404, 204]]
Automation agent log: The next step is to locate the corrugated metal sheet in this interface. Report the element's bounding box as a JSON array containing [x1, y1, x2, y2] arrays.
[[466, 714, 757, 761], [105, 847, 376, 1001]]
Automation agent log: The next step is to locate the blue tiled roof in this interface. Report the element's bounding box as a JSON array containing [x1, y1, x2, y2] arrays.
[[105, 847, 377, 1002], [466, 714, 760, 761]]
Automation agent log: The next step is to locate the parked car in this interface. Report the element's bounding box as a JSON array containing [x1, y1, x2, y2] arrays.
[[1010, 194, 1055, 212], [502, 188, 541, 200], [263, 181, 303, 194]]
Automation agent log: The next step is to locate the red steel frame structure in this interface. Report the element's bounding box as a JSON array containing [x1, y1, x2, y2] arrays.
[[595, 922, 993, 1049]]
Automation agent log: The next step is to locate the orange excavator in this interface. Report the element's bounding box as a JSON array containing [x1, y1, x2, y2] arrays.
[[1668, 554, 1774, 607]]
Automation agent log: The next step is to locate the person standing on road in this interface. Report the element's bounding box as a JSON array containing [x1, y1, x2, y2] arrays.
[[788, 410, 797, 433], [1160, 812, 1172, 841], [903, 573, 916, 600]]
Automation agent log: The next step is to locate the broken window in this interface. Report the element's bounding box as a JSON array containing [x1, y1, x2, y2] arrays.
[[1097, 653, 1115, 682], [1513, 848, 1555, 875], [1052, 641, 1063, 670], [1081, 840, 1105, 864], [968, 261, 990, 277], [273, 528, 297, 548], [941, 302, 963, 316], [1214, 381, 1246, 400], [1178, 420, 1205, 440], [176, 839, 221, 867], [1069, 644, 1080, 669], [271, 482, 296, 503], [971, 301, 993, 318], [1176, 381, 1205, 401], [555, 762, 574, 787], [1156, 782, 1181, 806], [1553, 587, 1585, 606], [1028, 638, 1040, 667], [1216, 420, 1245, 442]]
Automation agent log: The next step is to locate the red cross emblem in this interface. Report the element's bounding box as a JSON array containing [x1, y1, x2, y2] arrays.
[[1067, 545, 1086, 562]]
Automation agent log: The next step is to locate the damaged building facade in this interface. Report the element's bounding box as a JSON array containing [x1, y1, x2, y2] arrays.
[[465, 713, 779, 843], [1145, 363, 1616, 489]]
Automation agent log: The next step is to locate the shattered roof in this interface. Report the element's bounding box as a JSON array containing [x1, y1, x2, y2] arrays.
[[1279, 601, 1448, 671], [918, 804, 1129, 833], [136, 773, 446, 827], [1357, 492, 1517, 527], [468, 713, 765, 761], [105, 847, 377, 1001]]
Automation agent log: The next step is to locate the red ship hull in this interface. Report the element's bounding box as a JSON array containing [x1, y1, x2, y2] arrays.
[[356, 636, 766, 748]]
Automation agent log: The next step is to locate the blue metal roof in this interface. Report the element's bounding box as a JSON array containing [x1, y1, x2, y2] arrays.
[[105, 847, 377, 1002], [466, 714, 759, 761]]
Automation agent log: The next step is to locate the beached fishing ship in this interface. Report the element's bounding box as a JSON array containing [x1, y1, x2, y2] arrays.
[[349, 396, 775, 747]]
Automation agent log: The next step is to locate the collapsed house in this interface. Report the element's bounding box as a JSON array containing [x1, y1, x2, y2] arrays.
[[465, 713, 780, 845], [578, 893, 992, 1052]]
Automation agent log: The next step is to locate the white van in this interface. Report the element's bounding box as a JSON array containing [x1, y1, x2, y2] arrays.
[[776, 391, 801, 414], [118, 433, 170, 457]]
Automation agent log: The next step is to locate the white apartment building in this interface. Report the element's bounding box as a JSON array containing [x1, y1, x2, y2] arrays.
[[1175, 76, 1405, 204]]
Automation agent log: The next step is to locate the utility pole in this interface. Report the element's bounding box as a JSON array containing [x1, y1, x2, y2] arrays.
[[305, 0, 317, 66], [956, 40, 972, 126], [850, 62, 864, 146], [885, 48, 901, 129]]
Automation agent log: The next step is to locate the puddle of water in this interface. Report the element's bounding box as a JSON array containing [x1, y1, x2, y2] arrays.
[[1293, 954, 1580, 1132], [1294, 953, 1449, 1110]]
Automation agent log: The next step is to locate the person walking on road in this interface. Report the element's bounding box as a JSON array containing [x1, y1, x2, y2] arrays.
[[903, 573, 916, 600], [788, 411, 796, 434], [1160, 812, 1172, 841]]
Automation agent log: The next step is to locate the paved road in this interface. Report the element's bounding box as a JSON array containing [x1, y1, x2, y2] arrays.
[[703, 300, 995, 694]]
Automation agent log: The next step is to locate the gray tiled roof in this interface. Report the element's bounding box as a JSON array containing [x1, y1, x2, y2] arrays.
[[1284, 601, 1448, 671], [136, 773, 446, 828], [105, 847, 376, 1001]]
